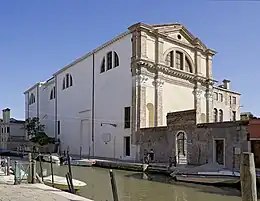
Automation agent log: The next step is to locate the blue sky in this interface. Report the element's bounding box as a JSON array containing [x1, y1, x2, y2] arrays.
[[0, 0, 259, 119]]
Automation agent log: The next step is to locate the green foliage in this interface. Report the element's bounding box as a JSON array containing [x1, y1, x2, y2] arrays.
[[25, 117, 45, 137], [25, 117, 55, 146]]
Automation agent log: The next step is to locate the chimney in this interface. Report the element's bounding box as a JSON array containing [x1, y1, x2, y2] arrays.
[[223, 79, 230, 90], [2, 108, 10, 123]]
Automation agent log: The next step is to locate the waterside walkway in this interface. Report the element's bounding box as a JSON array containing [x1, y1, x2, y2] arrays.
[[0, 183, 93, 201]]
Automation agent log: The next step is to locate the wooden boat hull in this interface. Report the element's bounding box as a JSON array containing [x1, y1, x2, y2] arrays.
[[44, 181, 81, 192], [64, 159, 96, 167], [175, 174, 240, 185], [43, 175, 86, 192]]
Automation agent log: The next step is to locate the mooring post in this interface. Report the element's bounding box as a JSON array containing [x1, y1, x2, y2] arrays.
[[28, 153, 32, 183], [65, 173, 72, 193], [67, 150, 75, 193], [109, 169, 119, 201], [31, 160, 36, 184], [50, 153, 54, 187], [6, 157, 10, 175], [240, 152, 257, 201], [14, 161, 18, 185], [39, 153, 44, 182], [80, 146, 82, 160]]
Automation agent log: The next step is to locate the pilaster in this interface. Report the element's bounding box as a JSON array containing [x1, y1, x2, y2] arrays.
[[131, 31, 137, 59], [152, 79, 164, 127], [158, 38, 164, 63], [206, 87, 214, 122], [140, 32, 148, 59], [157, 80, 164, 126], [206, 55, 213, 79], [193, 83, 202, 124], [194, 50, 202, 75], [139, 75, 148, 128]]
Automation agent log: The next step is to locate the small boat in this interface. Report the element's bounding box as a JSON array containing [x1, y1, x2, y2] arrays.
[[174, 172, 240, 185], [36, 154, 60, 165], [63, 159, 96, 167], [170, 163, 240, 186], [44, 175, 86, 192]]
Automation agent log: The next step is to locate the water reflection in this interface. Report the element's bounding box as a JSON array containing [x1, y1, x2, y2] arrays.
[[38, 162, 245, 201]]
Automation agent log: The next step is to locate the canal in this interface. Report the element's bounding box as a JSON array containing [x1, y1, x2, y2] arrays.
[[37, 162, 244, 201]]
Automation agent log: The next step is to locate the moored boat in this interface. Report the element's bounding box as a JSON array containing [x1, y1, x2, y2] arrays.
[[174, 172, 240, 185], [63, 159, 96, 167], [36, 154, 60, 165], [170, 163, 240, 186], [44, 175, 86, 192]]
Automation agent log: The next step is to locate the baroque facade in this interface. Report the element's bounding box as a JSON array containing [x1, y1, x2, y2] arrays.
[[24, 22, 241, 160]]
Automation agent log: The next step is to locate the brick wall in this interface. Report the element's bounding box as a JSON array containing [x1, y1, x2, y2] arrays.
[[140, 109, 249, 169]]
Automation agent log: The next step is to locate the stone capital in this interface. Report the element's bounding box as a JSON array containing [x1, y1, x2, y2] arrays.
[[136, 75, 149, 86], [152, 79, 164, 88], [193, 88, 202, 98], [206, 89, 213, 100]]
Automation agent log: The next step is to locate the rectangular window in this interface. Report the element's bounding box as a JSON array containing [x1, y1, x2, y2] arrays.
[[107, 51, 112, 70], [232, 97, 236, 105], [57, 121, 60, 135], [230, 96, 232, 105], [219, 93, 223, 102], [124, 136, 131, 156], [214, 92, 218, 101], [6, 127, 10, 134], [1, 127, 3, 133], [232, 111, 236, 121], [175, 51, 182, 70], [124, 107, 131, 129]]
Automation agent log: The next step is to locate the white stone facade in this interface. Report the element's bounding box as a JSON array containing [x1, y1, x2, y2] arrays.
[[24, 22, 241, 160]]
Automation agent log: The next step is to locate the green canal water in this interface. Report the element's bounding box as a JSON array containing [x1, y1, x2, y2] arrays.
[[36, 162, 246, 201]]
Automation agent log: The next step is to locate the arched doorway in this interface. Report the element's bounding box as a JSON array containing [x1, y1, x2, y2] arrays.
[[176, 131, 187, 165]]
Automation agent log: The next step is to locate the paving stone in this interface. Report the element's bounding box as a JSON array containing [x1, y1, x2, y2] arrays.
[[0, 184, 92, 201]]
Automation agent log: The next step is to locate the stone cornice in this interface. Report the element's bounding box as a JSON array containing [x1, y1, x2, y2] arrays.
[[128, 22, 216, 57], [134, 59, 216, 85], [24, 82, 45, 94], [213, 86, 241, 95]]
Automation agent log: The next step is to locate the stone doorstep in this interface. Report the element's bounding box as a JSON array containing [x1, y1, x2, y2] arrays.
[[19, 184, 93, 201]]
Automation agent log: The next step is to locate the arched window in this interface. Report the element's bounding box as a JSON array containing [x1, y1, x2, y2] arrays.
[[185, 57, 192, 73], [62, 73, 73, 90], [214, 108, 218, 122], [219, 109, 223, 122], [29, 93, 35, 105], [165, 49, 193, 73], [50, 86, 56, 100], [100, 51, 120, 73], [177, 132, 186, 156], [146, 103, 154, 127], [100, 57, 105, 73], [114, 52, 119, 67]]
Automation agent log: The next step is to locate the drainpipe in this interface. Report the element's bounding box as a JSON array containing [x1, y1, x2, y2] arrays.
[[91, 53, 95, 157], [55, 76, 58, 141]]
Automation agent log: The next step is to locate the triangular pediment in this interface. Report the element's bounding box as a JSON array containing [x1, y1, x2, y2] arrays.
[[151, 23, 207, 50]]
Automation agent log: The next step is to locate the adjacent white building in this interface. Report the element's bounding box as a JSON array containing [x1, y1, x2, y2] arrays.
[[24, 22, 241, 160]]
